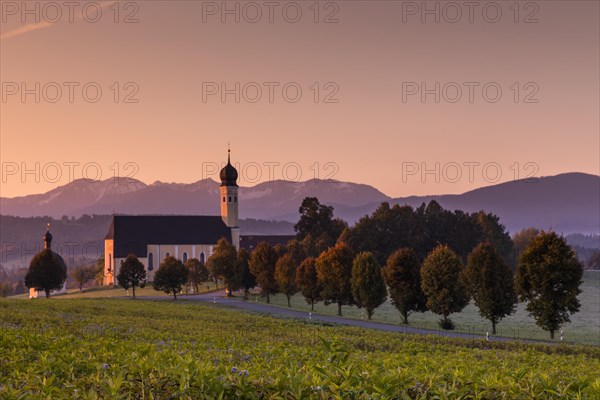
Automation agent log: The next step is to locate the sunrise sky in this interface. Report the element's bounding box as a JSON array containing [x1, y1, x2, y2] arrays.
[[1, 0, 598, 198]]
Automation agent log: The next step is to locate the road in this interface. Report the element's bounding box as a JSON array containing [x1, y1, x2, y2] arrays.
[[152, 290, 518, 343]]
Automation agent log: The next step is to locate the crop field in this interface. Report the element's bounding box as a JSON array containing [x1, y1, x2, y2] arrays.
[[1, 298, 600, 399], [252, 271, 600, 346]]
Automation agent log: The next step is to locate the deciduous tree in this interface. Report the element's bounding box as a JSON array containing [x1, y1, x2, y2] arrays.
[[116, 254, 147, 299], [316, 242, 354, 316], [351, 252, 387, 319], [515, 231, 583, 339], [206, 238, 238, 296], [237, 248, 256, 300], [154, 256, 189, 300], [71, 264, 97, 292], [383, 248, 427, 324], [249, 242, 279, 303], [24, 249, 67, 298], [185, 258, 209, 293], [296, 257, 321, 311], [463, 242, 517, 334], [421, 245, 470, 329], [275, 253, 298, 307]]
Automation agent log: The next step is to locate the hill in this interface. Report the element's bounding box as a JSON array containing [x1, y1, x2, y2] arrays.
[[1, 173, 598, 235]]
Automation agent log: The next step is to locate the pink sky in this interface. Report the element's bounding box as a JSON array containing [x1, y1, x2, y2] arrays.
[[1, 1, 598, 198]]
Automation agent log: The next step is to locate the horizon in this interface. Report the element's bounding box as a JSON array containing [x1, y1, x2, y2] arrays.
[[2, 170, 598, 201]]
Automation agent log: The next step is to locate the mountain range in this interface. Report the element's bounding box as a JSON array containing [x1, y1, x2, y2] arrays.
[[1, 172, 598, 234]]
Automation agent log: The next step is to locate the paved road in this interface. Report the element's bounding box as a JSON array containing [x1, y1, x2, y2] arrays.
[[152, 290, 518, 343]]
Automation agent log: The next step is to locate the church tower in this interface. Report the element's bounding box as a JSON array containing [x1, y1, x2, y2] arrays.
[[219, 149, 240, 249]]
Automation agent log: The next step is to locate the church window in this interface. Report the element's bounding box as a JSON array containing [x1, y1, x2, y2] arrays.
[[183, 252, 188, 263], [223, 196, 226, 202], [200, 252, 205, 263], [165, 252, 170, 258], [148, 252, 154, 271], [108, 254, 112, 273], [229, 196, 232, 202]]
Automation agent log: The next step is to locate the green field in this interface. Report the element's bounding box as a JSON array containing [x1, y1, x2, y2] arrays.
[[2, 298, 600, 399], [250, 271, 600, 346]]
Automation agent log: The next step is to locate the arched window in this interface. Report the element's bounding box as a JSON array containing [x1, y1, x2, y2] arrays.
[[183, 252, 188, 263], [228, 196, 232, 202], [148, 252, 154, 271], [108, 254, 112, 273], [200, 252, 205, 263], [223, 196, 226, 203], [165, 252, 170, 258]]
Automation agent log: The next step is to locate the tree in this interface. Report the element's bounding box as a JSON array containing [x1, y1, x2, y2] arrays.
[[463, 242, 517, 334], [116, 254, 147, 299], [206, 238, 238, 296], [249, 242, 279, 303], [587, 251, 600, 270], [275, 253, 298, 307], [186, 258, 209, 293], [95, 256, 105, 285], [0, 282, 13, 297], [351, 252, 387, 319], [420, 245, 470, 329], [473, 211, 514, 265], [24, 249, 67, 298], [382, 248, 427, 324], [515, 231, 584, 339], [237, 248, 256, 300], [316, 242, 355, 316], [153, 256, 189, 300], [294, 197, 347, 256], [296, 257, 321, 311], [512, 227, 540, 263], [71, 264, 98, 292]]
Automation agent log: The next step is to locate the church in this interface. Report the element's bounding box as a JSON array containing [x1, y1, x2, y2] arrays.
[[103, 151, 242, 286]]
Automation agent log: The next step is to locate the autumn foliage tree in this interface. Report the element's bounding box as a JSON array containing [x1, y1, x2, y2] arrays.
[[153, 256, 189, 300], [116, 254, 147, 299], [296, 257, 321, 311], [237, 248, 256, 300], [420, 245, 470, 329], [275, 253, 298, 307], [24, 249, 67, 298], [463, 242, 517, 334], [382, 248, 427, 324], [515, 231, 584, 339], [316, 242, 355, 316], [185, 258, 209, 293], [249, 242, 279, 303], [207, 238, 238, 296], [351, 252, 387, 319]]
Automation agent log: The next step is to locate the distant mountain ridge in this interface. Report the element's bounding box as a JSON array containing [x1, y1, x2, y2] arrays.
[[1, 173, 598, 234]]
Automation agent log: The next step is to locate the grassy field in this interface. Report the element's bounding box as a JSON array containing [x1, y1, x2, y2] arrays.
[[11, 281, 222, 299], [249, 271, 600, 346], [2, 298, 600, 399]]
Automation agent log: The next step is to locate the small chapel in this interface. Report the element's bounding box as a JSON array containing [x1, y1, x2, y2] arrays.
[[103, 151, 241, 286]]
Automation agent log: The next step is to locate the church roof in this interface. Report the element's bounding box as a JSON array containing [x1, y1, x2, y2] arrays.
[[105, 215, 232, 258]]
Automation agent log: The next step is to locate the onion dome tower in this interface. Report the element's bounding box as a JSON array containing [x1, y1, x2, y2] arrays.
[[219, 148, 239, 228]]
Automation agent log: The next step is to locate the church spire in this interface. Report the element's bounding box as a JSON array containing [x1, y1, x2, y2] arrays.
[[43, 223, 53, 250]]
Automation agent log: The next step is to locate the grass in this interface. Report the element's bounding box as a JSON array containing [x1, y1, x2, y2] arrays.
[[248, 271, 600, 346], [11, 281, 222, 299], [1, 298, 599, 399]]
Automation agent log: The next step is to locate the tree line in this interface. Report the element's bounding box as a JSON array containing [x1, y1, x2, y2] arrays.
[[21, 196, 584, 339]]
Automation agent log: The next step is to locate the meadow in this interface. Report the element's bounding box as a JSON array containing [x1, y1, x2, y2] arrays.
[[1, 298, 600, 399], [252, 271, 600, 346]]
